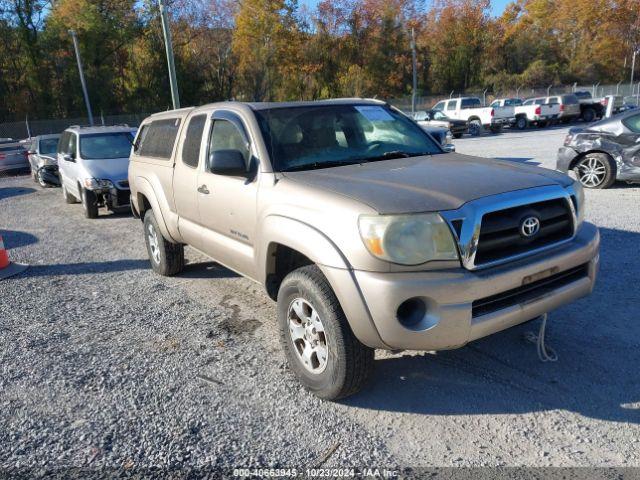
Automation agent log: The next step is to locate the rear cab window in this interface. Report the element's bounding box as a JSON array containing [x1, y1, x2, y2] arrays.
[[135, 118, 182, 160], [461, 98, 481, 108]]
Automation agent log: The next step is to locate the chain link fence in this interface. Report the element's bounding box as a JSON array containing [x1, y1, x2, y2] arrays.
[[0, 113, 151, 141], [389, 83, 640, 112]]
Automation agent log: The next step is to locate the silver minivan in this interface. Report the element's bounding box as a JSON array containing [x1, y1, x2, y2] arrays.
[[57, 125, 136, 218]]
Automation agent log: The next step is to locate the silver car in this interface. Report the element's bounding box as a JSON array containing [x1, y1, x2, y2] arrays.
[[0, 139, 28, 175], [28, 134, 61, 187], [57, 125, 136, 218]]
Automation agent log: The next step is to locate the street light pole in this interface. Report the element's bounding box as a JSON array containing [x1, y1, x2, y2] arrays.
[[159, 0, 180, 110], [410, 28, 417, 114], [631, 49, 638, 97], [68, 30, 94, 126]]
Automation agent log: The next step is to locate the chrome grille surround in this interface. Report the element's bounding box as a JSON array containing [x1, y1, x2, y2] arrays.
[[440, 184, 580, 271]]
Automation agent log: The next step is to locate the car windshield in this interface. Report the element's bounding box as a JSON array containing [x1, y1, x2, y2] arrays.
[[79, 132, 133, 160], [255, 104, 442, 172], [39, 138, 59, 154]]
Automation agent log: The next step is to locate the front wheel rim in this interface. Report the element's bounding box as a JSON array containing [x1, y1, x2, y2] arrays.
[[147, 224, 161, 264], [577, 157, 607, 187], [287, 298, 328, 374]]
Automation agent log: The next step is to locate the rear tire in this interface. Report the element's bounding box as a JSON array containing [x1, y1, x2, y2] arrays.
[[515, 116, 528, 130], [82, 188, 99, 218], [582, 108, 596, 123], [143, 210, 184, 276], [469, 119, 482, 136], [573, 153, 616, 189], [277, 265, 374, 400]]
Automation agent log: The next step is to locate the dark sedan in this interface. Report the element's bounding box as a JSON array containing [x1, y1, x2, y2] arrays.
[[556, 110, 640, 188]]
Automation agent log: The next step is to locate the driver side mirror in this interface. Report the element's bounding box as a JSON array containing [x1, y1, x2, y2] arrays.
[[62, 153, 75, 162], [209, 149, 246, 175], [27, 150, 36, 155]]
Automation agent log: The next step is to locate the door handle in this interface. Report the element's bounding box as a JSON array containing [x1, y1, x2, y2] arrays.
[[197, 184, 210, 194]]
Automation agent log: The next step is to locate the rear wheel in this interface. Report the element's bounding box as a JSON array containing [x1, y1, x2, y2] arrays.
[[277, 265, 374, 400], [143, 210, 184, 276], [574, 153, 616, 189], [81, 188, 99, 218], [469, 119, 482, 136], [582, 108, 596, 123], [515, 116, 528, 130]]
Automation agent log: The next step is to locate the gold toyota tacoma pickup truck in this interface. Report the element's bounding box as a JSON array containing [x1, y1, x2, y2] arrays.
[[128, 99, 599, 400]]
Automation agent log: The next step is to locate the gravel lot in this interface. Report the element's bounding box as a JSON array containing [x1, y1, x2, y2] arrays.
[[1, 126, 639, 475]]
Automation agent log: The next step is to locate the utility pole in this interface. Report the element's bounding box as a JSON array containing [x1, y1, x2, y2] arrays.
[[159, 0, 180, 109], [410, 28, 417, 114], [631, 49, 638, 97], [69, 30, 94, 126]]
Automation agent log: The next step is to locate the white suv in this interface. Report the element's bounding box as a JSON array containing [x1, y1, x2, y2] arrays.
[[57, 125, 136, 218]]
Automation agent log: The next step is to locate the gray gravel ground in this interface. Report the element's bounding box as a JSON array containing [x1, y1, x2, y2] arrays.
[[1, 126, 639, 475]]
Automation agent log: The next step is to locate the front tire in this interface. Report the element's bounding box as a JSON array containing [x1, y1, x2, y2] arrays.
[[574, 153, 616, 189], [82, 188, 99, 218], [277, 265, 374, 400], [143, 210, 184, 276]]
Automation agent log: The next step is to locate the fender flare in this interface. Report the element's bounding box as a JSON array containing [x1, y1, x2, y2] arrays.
[[134, 176, 177, 243], [258, 215, 349, 284], [257, 215, 387, 349]]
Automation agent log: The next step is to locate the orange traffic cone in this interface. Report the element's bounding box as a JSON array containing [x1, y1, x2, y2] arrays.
[[0, 235, 28, 280]]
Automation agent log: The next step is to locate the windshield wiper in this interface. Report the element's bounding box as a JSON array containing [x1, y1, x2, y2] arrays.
[[281, 160, 360, 172], [355, 150, 432, 163]]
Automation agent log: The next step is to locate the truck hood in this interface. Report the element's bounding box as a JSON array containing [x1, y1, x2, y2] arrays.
[[83, 157, 130, 183], [281, 153, 572, 214]]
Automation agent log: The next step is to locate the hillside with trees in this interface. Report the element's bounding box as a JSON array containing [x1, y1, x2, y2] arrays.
[[0, 0, 638, 120]]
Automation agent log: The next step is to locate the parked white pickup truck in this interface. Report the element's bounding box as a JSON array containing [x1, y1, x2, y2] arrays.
[[491, 98, 557, 130], [433, 97, 514, 136]]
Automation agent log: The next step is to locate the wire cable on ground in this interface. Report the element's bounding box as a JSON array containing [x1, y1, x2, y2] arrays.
[[524, 313, 558, 362]]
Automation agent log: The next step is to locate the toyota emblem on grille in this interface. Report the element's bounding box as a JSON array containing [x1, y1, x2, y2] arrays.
[[520, 216, 541, 238]]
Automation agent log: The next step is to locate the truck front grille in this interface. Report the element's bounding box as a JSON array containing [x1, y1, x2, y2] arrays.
[[474, 198, 574, 266], [471, 263, 589, 318]]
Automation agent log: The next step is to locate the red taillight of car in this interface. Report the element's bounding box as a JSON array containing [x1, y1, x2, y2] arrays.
[[560, 104, 565, 112], [535, 106, 541, 115], [490, 108, 494, 117]]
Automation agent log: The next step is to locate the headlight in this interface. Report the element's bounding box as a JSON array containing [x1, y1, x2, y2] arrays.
[[571, 180, 585, 227], [358, 213, 459, 265], [83, 178, 113, 190]]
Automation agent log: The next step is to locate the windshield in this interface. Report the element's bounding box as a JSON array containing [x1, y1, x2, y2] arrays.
[[39, 138, 59, 155], [255, 104, 442, 172], [79, 132, 133, 160]]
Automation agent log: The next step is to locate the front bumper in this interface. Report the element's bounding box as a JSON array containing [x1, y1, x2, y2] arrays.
[[37, 165, 60, 185], [348, 222, 599, 351], [556, 146, 579, 173]]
